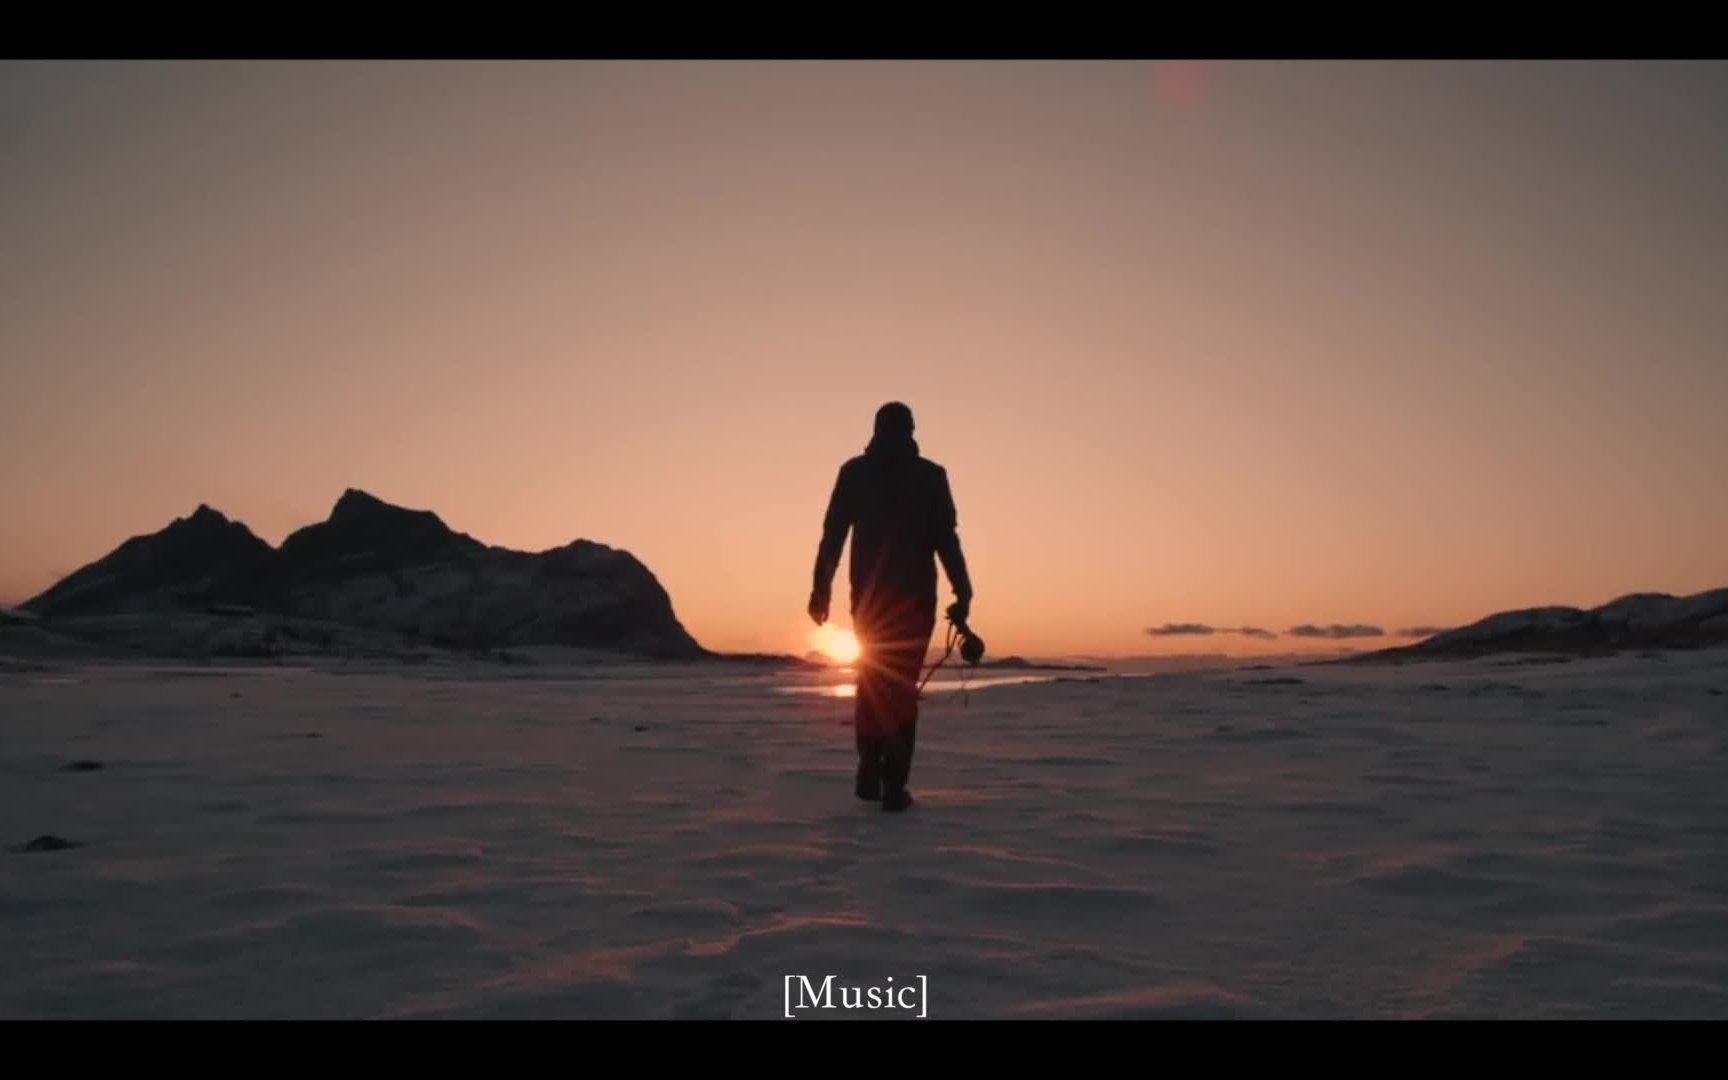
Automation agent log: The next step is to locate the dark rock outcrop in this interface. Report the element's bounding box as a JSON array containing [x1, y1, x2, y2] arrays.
[[24, 505, 272, 618], [19, 835, 80, 853], [21, 489, 707, 660]]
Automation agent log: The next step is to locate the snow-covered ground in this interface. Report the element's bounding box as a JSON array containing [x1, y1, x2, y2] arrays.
[[4, 649, 1727, 1019]]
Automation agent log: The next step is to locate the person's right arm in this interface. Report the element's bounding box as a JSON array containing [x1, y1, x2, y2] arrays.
[[809, 463, 854, 624]]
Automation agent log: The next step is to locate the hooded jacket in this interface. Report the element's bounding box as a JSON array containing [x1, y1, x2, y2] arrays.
[[812, 428, 973, 619]]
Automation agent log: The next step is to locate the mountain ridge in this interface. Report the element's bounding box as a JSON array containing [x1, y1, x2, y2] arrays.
[[1347, 588, 1728, 662], [21, 489, 709, 660]]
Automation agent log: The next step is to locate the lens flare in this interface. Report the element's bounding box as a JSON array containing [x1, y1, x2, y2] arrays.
[[811, 624, 862, 665]]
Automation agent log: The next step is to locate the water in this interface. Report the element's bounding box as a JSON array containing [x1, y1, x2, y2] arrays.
[[773, 670, 1087, 698]]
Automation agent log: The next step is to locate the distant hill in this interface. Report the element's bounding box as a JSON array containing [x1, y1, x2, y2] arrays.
[[1350, 589, 1728, 662], [975, 656, 1107, 672], [1067, 653, 1352, 675], [21, 489, 708, 660]]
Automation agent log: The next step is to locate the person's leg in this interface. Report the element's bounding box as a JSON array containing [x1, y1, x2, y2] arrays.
[[880, 610, 936, 808], [881, 704, 916, 799], [852, 616, 889, 800], [854, 724, 884, 800]]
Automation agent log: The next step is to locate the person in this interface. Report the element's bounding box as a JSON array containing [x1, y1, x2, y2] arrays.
[[808, 402, 973, 812]]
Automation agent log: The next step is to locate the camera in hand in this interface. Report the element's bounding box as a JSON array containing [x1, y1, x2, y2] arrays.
[[947, 603, 986, 666]]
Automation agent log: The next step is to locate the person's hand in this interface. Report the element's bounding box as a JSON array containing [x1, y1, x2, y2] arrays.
[[808, 589, 830, 626], [946, 596, 971, 628]]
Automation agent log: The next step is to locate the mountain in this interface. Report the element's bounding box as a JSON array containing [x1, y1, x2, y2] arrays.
[[21, 489, 707, 659], [24, 505, 273, 616], [1353, 588, 1728, 662]]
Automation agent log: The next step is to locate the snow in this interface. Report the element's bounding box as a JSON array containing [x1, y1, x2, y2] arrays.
[[1439, 606, 1588, 644], [4, 649, 1727, 1019], [1597, 588, 1728, 630]]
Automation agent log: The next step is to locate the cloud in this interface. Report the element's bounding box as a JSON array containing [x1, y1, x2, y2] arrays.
[[1288, 624, 1385, 640], [1396, 626, 1451, 638], [1147, 624, 1280, 640]]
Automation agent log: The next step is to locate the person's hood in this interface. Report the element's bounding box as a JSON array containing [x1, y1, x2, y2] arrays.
[[864, 429, 919, 458]]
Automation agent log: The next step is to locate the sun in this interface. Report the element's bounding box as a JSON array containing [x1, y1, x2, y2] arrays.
[[811, 624, 862, 665]]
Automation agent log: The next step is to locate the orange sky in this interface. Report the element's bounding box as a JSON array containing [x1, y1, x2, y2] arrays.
[[3, 61, 1725, 658]]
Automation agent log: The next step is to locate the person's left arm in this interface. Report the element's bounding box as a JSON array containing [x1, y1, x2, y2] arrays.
[[932, 466, 974, 623]]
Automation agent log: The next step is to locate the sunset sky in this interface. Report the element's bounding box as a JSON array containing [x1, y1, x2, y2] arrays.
[[3, 60, 1725, 658]]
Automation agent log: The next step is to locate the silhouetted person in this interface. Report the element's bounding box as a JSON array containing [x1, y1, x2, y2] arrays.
[[809, 402, 973, 812]]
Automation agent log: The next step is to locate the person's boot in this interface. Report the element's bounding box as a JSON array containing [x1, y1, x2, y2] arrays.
[[880, 729, 914, 812]]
